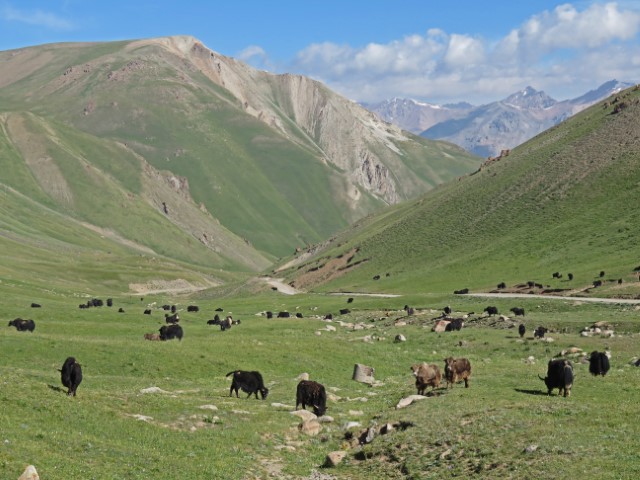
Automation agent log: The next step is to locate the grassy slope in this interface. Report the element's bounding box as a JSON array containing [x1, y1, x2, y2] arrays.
[[280, 87, 640, 296], [1, 289, 639, 479], [0, 39, 480, 265]]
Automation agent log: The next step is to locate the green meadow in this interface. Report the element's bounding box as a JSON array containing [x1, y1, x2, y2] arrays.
[[2, 287, 639, 479]]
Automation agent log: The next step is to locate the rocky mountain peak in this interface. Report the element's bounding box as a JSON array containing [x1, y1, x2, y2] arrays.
[[503, 87, 557, 109]]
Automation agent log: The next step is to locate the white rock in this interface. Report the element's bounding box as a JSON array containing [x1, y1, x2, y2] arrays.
[[199, 405, 218, 411], [396, 395, 427, 409], [18, 465, 39, 480], [290, 410, 317, 421], [297, 372, 310, 381], [324, 451, 348, 467], [140, 386, 169, 394]]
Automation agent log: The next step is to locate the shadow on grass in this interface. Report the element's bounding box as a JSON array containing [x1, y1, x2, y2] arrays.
[[47, 384, 66, 393], [514, 388, 548, 396]]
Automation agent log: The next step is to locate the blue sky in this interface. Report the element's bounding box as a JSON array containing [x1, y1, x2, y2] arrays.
[[1, 1, 639, 104]]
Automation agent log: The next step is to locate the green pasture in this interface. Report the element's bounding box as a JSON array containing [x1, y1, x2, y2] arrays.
[[2, 287, 639, 479]]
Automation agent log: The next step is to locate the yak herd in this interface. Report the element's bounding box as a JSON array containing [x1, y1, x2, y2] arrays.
[[6, 294, 615, 406]]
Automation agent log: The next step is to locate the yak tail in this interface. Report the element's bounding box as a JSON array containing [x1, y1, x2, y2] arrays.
[[538, 374, 546, 382], [225, 371, 238, 377]]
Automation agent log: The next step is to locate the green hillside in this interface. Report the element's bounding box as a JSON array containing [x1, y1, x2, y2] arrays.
[[0, 38, 479, 294], [280, 86, 640, 296]]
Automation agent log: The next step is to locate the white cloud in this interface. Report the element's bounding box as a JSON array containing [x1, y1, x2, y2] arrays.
[[1, 5, 73, 30], [279, 2, 640, 104]]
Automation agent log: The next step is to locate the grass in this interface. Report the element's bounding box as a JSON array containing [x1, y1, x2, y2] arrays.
[[2, 285, 640, 479]]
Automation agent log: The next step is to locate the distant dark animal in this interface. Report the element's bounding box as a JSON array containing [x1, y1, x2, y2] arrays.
[[599, 271, 605, 278], [165, 313, 179, 324], [118, 308, 125, 313], [339, 308, 350, 315], [295, 313, 303, 318], [144, 333, 161, 341], [59, 357, 82, 397], [518, 324, 526, 338], [171, 305, 177, 313], [207, 319, 219, 325], [510, 307, 525, 316], [618, 278, 623, 284], [324, 314, 333, 320], [454, 288, 469, 295], [443, 306, 452, 315], [527, 281, 535, 288], [271, 286, 278, 291], [406, 307, 415, 315], [444, 357, 471, 388], [233, 319, 241, 325], [296, 380, 327, 417], [411, 363, 441, 395], [144, 309, 151, 315], [8, 318, 35, 332], [552, 272, 562, 279], [215, 307, 224, 312], [497, 282, 506, 289], [277, 311, 290, 318], [534, 283, 544, 289], [588, 351, 610, 376], [347, 297, 354, 303], [593, 280, 603, 287], [226, 370, 269, 399], [539, 359, 573, 397], [445, 318, 464, 331], [159, 324, 183, 341], [90, 298, 103, 307], [484, 306, 498, 316], [78, 304, 88, 309], [106, 298, 113, 307], [567, 273, 573, 281], [31, 303, 41, 308], [187, 305, 199, 312], [162, 305, 171, 311], [534, 326, 548, 339], [373, 275, 380, 280], [266, 311, 273, 319]]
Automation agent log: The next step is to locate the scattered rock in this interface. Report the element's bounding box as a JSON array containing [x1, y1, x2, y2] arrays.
[[524, 444, 538, 454], [291, 410, 317, 422], [199, 404, 218, 411], [324, 451, 348, 467], [394, 334, 407, 342], [344, 421, 362, 430], [297, 372, 310, 381], [18, 465, 39, 480], [299, 419, 322, 436], [139, 386, 169, 394], [396, 395, 428, 409], [525, 356, 536, 365], [271, 403, 295, 409]]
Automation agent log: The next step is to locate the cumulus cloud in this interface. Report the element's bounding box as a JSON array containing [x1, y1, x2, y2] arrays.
[[1, 4, 73, 30], [281, 2, 640, 104]]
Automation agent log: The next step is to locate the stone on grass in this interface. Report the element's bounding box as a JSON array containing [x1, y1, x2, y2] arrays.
[[324, 451, 347, 467]]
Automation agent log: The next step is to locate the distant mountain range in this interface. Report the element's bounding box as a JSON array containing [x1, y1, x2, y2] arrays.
[[365, 80, 635, 157]]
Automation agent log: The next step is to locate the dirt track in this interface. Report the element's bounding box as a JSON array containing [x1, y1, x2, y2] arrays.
[[469, 292, 640, 304]]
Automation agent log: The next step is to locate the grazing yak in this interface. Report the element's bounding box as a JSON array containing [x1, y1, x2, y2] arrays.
[[143, 309, 152, 315], [226, 370, 269, 399], [60, 357, 83, 397], [187, 305, 199, 312], [443, 305, 452, 315], [296, 380, 327, 417], [484, 306, 498, 316], [444, 357, 471, 389], [518, 324, 526, 338], [497, 282, 506, 289], [277, 311, 290, 318], [164, 313, 179, 324], [106, 298, 113, 307], [588, 351, 611, 376], [454, 288, 469, 295], [540, 359, 573, 397], [534, 326, 548, 339], [8, 318, 35, 332], [339, 308, 350, 315], [31, 303, 41, 308], [411, 363, 441, 395], [159, 324, 183, 341], [510, 307, 525, 317], [445, 318, 464, 331]]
